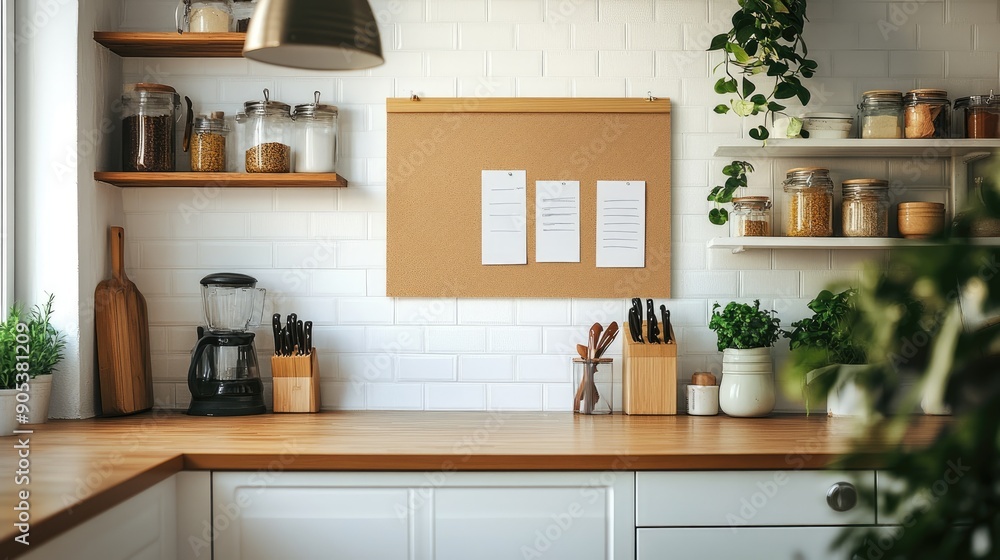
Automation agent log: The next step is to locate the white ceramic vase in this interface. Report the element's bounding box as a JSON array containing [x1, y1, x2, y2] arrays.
[[27, 375, 52, 424], [825, 364, 869, 417], [719, 347, 775, 417], [0, 389, 19, 436]]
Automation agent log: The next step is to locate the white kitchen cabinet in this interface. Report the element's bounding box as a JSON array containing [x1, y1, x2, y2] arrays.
[[212, 471, 635, 560], [637, 527, 872, 560], [22, 475, 179, 560]]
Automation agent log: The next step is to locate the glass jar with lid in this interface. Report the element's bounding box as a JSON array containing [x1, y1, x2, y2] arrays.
[[954, 93, 1000, 139], [121, 83, 181, 172], [190, 112, 229, 172], [730, 196, 772, 237], [783, 167, 834, 237], [858, 90, 903, 139], [241, 89, 292, 173], [904, 89, 951, 139], [292, 91, 339, 173], [842, 179, 890, 237], [229, 0, 257, 32], [176, 0, 232, 32]]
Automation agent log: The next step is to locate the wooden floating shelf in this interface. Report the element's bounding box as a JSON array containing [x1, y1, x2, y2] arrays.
[[708, 236, 1000, 253], [94, 32, 247, 57], [94, 172, 348, 188], [714, 138, 1000, 158]]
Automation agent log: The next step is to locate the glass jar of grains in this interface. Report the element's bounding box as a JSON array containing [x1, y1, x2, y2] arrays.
[[241, 89, 292, 173], [190, 112, 229, 172], [783, 167, 833, 237], [842, 179, 889, 237], [730, 196, 772, 237], [292, 91, 339, 173], [904, 89, 951, 139], [121, 83, 181, 172], [858, 90, 903, 139]]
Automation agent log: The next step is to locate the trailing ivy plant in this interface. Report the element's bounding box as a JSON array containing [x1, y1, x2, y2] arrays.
[[709, 299, 784, 351], [706, 0, 818, 225]]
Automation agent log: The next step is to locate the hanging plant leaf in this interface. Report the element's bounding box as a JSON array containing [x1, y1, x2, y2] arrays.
[[728, 43, 750, 64], [796, 85, 812, 106], [714, 104, 731, 114], [708, 208, 728, 225], [775, 81, 798, 99], [707, 186, 724, 201], [714, 78, 729, 94], [742, 77, 756, 98], [733, 99, 756, 117]]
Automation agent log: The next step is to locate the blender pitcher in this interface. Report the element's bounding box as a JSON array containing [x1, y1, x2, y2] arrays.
[[201, 273, 266, 332]]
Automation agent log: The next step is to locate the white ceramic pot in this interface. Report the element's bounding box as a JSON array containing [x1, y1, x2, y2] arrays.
[[802, 112, 854, 139], [0, 389, 19, 437], [719, 347, 775, 417], [27, 375, 52, 424], [825, 365, 869, 417]]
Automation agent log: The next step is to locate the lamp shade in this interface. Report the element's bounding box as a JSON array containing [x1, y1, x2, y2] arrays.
[[243, 0, 384, 70]]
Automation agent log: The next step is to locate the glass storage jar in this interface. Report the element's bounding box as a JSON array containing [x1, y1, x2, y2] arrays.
[[730, 196, 772, 237], [241, 89, 292, 173], [121, 83, 181, 172], [229, 0, 256, 32], [292, 91, 339, 173], [954, 94, 1000, 139], [783, 167, 834, 237], [858, 90, 903, 139], [176, 0, 232, 32], [842, 179, 890, 237], [904, 89, 951, 139], [190, 112, 229, 172]]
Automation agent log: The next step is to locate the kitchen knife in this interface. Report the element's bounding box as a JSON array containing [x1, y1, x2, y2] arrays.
[[303, 321, 313, 355], [660, 305, 672, 344], [296, 320, 305, 355], [646, 299, 660, 344], [271, 313, 282, 355], [628, 307, 643, 344], [287, 314, 297, 353], [282, 327, 292, 356]]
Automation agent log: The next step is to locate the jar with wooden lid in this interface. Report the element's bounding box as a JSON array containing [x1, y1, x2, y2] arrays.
[[242, 89, 292, 173], [783, 167, 833, 237], [858, 90, 903, 139], [730, 196, 772, 237], [842, 179, 889, 237], [121, 83, 181, 172], [954, 93, 1000, 139], [904, 89, 951, 139], [190, 112, 229, 172]]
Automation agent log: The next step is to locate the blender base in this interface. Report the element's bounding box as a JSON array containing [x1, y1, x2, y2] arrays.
[[187, 395, 267, 417]]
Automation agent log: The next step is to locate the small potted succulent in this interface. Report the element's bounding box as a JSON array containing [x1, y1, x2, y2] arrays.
[[709, 300, 784, 417], [0, 294, 66, 431]]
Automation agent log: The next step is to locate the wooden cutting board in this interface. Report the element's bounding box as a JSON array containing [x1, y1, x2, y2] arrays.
[[95, 226, 153, 415]]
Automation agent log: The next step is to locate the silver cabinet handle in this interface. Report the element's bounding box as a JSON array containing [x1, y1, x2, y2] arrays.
[[827, 482, 858, 512]]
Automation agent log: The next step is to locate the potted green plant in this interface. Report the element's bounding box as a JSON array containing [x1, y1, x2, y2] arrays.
[[784, 288, 873, 417], [0, 294, 66, 429], [709, 300, 784, 417]]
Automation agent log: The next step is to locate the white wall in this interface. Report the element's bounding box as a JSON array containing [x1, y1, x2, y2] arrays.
[[108, 0, 997, 412]]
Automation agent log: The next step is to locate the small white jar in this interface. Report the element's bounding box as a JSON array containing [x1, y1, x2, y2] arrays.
[[687, 385, 719, 416], [719, 347, 775, 417]]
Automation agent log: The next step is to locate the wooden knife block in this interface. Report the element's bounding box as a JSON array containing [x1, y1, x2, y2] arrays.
[[622, 323, 677, 415], [271, 350, 321, 413]]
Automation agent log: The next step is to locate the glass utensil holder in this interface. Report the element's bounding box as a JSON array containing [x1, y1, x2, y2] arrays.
[[573, 358, 613, 415]]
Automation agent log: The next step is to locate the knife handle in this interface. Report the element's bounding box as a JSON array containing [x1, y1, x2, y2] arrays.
[[296, 320, 305, 355], [303, 321, 313, 355]]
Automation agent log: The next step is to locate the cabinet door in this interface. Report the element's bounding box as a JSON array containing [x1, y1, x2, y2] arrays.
[[638, 527, 878, 560], [213, 471, 634, 560], [23, 476, 177, 560]]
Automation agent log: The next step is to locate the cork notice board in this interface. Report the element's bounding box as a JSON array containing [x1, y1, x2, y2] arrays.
[[387, 97, 671, 298]]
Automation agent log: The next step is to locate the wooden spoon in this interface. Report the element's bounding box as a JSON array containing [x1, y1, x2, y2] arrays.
[[576, 344, 588, 359], [588, 323, 602, 360], [594, 321, 619, 359]]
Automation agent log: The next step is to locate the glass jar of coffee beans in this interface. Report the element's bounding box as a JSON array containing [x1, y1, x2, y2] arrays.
[[783, 167, 833, 237], [121, 83, 181, 172], [241, 89, 292, 173], [842, 178, 890, 237], [190, 112, 229, 172], [730, 196, 772, 237]]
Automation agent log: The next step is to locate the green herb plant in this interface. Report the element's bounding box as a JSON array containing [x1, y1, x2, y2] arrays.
[[0, 294, 67, 389], [709, 299, 784, 351], [706, 0, 818, 225]]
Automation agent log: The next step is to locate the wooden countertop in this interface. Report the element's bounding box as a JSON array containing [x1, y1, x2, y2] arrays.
[[0, 411, 946, 556]]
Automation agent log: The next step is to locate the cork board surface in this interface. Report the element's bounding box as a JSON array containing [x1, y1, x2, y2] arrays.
[[386, 98, 671, 298]]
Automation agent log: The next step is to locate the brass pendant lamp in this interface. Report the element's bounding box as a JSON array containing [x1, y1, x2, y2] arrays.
[[243, 0, 384, 70]]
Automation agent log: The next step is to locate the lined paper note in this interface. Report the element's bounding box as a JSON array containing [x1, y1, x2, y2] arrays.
[[596, 180, 646, 268], [482, 170, 527, 265], [535, 180, 581, 263]]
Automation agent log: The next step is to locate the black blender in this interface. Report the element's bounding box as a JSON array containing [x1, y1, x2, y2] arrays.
[[187, 273, 267, 416]]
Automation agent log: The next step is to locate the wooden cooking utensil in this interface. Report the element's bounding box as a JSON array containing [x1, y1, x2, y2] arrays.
[[576, 344, 588, 359], [595, 321, 619, 358], [95, 226, 154, 416]]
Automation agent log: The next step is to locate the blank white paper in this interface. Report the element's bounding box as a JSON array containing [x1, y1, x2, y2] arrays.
[[482, 170, 527, 265], [535, 180, 581, 263], [596, 180, 646, 268]]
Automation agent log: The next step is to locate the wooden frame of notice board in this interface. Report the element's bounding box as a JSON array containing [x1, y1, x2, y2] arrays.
[[386, 97, 671, 298]]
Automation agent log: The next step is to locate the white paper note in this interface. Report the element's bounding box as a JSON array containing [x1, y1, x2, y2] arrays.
[[596, 180, 646, 268], [535, 180, 581, 263], [482, 170, 527, 265]]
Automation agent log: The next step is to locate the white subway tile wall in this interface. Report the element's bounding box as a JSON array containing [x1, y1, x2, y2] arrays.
[[120, 0, 996, 411]]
